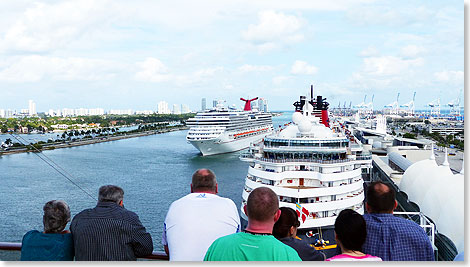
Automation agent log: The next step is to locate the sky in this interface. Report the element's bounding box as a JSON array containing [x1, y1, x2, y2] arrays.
[[0, 0, 464, 112]]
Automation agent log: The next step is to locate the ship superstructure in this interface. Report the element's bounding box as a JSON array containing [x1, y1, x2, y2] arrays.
[[240, 86, 372, 231], [186, 99, 273, 156]]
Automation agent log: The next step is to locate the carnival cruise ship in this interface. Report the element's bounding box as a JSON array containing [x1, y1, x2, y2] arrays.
[[239, 86, 372, 253], [186, 98, 274, 156]]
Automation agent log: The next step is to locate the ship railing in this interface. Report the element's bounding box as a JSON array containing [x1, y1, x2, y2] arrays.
[[393, 212, 435, 245], [255, 157, 354, 164], [0, 242, 169, 261]]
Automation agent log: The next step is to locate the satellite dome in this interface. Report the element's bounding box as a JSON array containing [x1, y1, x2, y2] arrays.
[[298, 118, 312, 133], [292, 112, 303, 124]]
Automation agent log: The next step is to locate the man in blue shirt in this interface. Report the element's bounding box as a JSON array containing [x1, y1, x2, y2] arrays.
[[362, 182, 435, 261]]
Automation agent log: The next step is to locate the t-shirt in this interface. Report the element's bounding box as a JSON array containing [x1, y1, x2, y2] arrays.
[[204, 232, 302, 261], [326, 254, 382, 261], [21, 230, 74, 261], [162, 193, 240, 261], [278, 237, 325, 261]]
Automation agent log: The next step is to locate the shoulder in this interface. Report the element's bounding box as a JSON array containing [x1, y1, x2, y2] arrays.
[[22, 230, 40, 241]]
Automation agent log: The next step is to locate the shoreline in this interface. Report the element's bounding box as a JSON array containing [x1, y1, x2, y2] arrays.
[[0, 126, 188, 156]]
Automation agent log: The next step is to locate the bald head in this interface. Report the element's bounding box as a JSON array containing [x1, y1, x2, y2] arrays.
[[191, 169, 217, 193], [366, 181, 396, 213], [247, 187, 279, 222]]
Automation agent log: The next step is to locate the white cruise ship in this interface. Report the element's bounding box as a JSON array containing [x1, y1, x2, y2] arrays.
[[186, 98, 273, 156], [239, 86, 372, 253]]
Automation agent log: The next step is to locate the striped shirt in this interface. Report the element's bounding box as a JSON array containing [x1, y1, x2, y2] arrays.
[[70, 202, 153, 261], [362, 213, 435, 261]]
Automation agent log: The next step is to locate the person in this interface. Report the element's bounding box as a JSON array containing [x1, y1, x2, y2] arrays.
[[362, 181, 435, 261], [273, 207, 325, 261], [162, 169, 240, 261], [70, 185, 153, 260], [204, 187, 301, 261], [326, 209, 381, 261], [21, 200, 74, 261]]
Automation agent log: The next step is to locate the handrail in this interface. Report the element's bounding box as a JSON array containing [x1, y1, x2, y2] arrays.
[[0, 242, 169, 260]]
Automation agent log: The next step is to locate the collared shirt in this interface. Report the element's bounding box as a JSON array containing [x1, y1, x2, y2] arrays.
[[70, 202, 153, 261], [362, 213, 435, 261]]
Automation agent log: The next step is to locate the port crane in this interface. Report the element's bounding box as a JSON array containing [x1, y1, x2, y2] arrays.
[[400, 92, 416, 116]]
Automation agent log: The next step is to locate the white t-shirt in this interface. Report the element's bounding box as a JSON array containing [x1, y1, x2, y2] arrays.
[[162, 193, 240, 261]]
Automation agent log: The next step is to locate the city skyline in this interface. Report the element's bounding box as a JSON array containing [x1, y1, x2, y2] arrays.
[[0, 1, 464, 112]]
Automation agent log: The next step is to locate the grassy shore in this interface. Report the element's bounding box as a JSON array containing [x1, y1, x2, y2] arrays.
[[1, 126, 188, 155]]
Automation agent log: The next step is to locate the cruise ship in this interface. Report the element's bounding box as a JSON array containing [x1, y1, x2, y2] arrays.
[[186, 98, 274, 156], [239, 86, 372, 254]]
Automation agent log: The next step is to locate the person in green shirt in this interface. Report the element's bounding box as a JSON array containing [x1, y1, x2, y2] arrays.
[[204, 187, 301, 261]]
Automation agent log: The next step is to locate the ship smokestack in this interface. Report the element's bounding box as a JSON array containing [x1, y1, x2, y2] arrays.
[[311, 85, 314, 101]]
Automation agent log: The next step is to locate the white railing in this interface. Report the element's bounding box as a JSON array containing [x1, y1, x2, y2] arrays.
[[393, 212, 435, 245]]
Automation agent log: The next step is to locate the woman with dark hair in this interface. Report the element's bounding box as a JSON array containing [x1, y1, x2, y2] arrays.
[[21, 200, 74, 261], [273, 207, 325, 261], [326, 209, 381, 261]]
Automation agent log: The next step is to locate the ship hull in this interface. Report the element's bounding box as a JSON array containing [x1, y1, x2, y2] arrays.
[[188, 130, 272, 156]]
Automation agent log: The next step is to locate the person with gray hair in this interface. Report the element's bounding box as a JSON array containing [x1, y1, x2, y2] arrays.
[[162, 169, 240, 261], [70, 185, 153, 260], [21, 200, 74, 261]]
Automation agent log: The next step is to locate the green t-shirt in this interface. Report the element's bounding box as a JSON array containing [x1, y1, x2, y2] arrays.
[[204, 232, 302, 261]]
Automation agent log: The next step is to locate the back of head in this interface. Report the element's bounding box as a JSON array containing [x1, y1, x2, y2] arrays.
[[43, 200, 71, 233], [273, 207, 299, 239], [246, 187, 279, 222], [192, 169, 217, 192], [98, 185, 124, 204], [366, 181, 395, 213], [334, 209, 366, 252]]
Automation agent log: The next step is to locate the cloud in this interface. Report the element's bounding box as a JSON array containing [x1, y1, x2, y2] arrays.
[[272, 75, 290, 85], [359, 46, 379, 57], [346, 5, 433, 26], [400, 45, 426, 58], [238, 64, 273, 72], [361, 56, 424, 77], [242, 10, 304, 52], [0, 0, 112, 53], [134, 57, 223, 84], [434, 70, 463, 84], [0, 55, 120, 82], [290, 60, 318, 75], [134, 57, 171, 82]]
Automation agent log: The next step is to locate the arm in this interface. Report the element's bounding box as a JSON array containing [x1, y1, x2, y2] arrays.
[[130, 216, 154, 257], [164, 245, 169, 256]]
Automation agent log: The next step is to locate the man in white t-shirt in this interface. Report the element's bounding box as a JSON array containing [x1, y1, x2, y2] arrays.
[[162, 169, 240, 261]]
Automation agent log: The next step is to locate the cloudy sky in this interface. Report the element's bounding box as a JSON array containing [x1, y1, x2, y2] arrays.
[[0, 0, 464, 112]]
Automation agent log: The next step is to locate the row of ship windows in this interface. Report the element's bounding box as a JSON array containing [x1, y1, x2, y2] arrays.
[[255, 164, 361, 174], [241, 200, 364, 220], [264, 152, 346, 161], [264, 139, 349, 148], [230, 128, 270, 140], [246, 175, 363, 188]]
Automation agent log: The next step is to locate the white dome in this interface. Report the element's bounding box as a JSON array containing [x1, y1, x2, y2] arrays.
[[419, 164, 454, 222], [298, 118, 312, 133], [292, 112, 303, 124], [399, 158, 438, 202], [435, 174, 464, 252], [414, 164, 453, 206]]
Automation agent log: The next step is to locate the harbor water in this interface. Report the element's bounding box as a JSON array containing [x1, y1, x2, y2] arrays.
[[0, 112, 292, 255]]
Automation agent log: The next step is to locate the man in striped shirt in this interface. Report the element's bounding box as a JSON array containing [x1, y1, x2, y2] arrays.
[[70, 185, 153, 260]]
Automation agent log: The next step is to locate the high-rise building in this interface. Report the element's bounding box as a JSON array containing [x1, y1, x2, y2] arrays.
[[258, 98, 268, 112], [62, 108, 75, 117], [201, 98, 206, 111], [0, 109, 4, 118], [89, 108, 105, 116], [5, 109, 13, 118], [213, 100, 217, 108], [173, 104, 181, 114], [28, 100, 36, 116], [181, 104, 190, 114], [157, 101, 170, 114]]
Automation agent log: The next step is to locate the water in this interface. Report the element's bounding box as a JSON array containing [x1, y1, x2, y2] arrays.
[[0, 112, 292, 255]]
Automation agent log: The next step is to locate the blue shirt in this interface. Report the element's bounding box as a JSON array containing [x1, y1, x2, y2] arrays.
[[21, 230, 74, 261], [362, 213, 434, 261]]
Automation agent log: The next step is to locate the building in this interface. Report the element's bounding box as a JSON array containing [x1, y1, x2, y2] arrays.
[[181, 104, 190, 114], [0, 109, 4, 118], [89, 108, 105, 116], [28, 100, 36, 116], [258, 98, 268, 112], [201, 98, 206, 111], [109, 109, 133, 115], [173, 104, 181, 114], [157, 101, 170, 114], [213, 100, 217, 108]]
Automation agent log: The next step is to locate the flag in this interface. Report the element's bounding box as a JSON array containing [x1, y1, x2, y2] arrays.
[[296, 202, 309, 223]]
